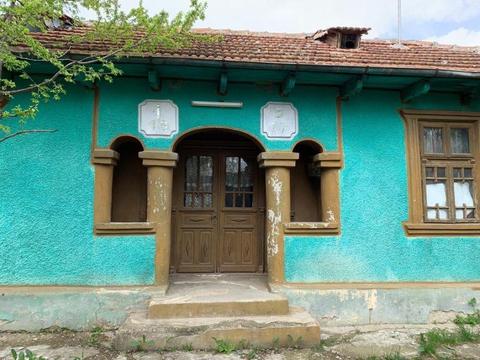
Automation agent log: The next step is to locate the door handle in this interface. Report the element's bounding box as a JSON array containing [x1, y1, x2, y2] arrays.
[[211, 214, 217, 224]]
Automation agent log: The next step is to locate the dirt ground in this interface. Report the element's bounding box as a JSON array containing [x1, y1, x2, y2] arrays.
[[1, 323, 480, 360]]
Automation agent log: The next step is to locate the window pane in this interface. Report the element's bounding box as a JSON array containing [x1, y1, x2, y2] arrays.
[[184, 193, 193, 207], [464, 168, 473, 178], [225, 157, 239, 191], [239, 158, 254, 192], [192, 193, 202, 208], [456, 209, 476, 220], [423, 127, 444, 154], [185, 156, 198, 191], [245, 193, 253, 207], [426, 180, 449, 220], [426, 181, 447, 207], [204, 193, 213, 208], [436, 167, 446, 178], [427, 209, 448, 220], [225, 193, 233, 207], [426, 167, 434, 177], [453, 168, 462, 178], [450, 128, 470, 154], [199, 156, 213, 192], [235, 193, 243, 207], [454, 181, 474, 208]]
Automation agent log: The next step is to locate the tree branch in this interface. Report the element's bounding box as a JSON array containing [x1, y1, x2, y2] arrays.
[[1, 46, 126, 96], [0, 129, 57, 143]]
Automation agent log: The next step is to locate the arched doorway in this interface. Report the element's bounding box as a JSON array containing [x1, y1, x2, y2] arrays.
[[171, 129, 266, 273]]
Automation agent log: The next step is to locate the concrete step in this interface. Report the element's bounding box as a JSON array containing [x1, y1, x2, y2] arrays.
[[148, 274, 289, 318], [148, 294, 289, 318], [113, 307, 321, 351]]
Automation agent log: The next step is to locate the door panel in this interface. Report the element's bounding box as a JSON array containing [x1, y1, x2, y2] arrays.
[[222, 230, 237, 265], [198, 230, 214, 265], [241, 231, 254, 264], [179, 230, 194, 265], [176, 153, 216, 273], [219, 154, 258, 272], [177, 227, 215, 272], [174, 148, 262, 273]]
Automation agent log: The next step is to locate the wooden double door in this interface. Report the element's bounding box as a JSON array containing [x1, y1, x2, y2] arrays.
[[172, 147, 264, 273]]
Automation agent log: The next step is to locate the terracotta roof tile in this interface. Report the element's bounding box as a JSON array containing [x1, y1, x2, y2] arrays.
[[23, 27, 480, 73]]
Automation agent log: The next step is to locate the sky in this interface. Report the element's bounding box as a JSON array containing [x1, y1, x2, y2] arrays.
[[116, 0, 480, 46]]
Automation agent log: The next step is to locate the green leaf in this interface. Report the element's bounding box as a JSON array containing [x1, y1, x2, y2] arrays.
[[0, 0, 208, 142]]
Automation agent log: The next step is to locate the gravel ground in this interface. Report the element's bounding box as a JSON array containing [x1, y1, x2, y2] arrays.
[[1, 324, 480, 359]]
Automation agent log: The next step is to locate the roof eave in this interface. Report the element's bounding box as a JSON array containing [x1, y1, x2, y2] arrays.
[[121, 55, 480, 79]]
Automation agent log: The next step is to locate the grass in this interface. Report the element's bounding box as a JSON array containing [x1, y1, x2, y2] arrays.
[[130, 335, 154, 352], [418, 298, 480, 357], [212, 337, 236, 354], [365, 353, 407, 360], [181, 343, 193, 351], [454, 310, 480, 326], [383, 352, 407, 360], [286, 334, 304, 349], [453, 297, 480, 326], [87, 326, 104, 346], [10, 349, 46, 360], [419, 326, 480, 356]]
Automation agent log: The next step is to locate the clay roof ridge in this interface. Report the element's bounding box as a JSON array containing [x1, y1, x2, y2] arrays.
[[192, 28, 310, 38]]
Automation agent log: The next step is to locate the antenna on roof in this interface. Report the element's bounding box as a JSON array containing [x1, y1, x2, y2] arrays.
[[392, 0, 408, 49], [397, 0, 402, 45]]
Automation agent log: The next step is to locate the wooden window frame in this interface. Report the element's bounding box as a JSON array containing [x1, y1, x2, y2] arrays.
[[401, 110, 480, 236]]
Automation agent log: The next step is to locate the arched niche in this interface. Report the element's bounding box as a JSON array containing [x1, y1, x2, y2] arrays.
[[291, 140, 323, 222], [110, 136, 147, 222]]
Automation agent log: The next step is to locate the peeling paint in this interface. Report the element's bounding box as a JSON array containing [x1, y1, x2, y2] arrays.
[[267, 209, 280, 257], [367, 290, 377, 310], [270, 173, 283, 207], [283, 287, 480, 326], [326, 209, 335, 223], [266, 171, 285, 258]]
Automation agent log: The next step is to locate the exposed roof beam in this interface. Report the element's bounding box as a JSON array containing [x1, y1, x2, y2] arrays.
[[401, 79, 430, 103], [281, 73, 296, 96], [148, 69, 161, 91], [340, 75, 364, 100], [218, 72, 228, 95]]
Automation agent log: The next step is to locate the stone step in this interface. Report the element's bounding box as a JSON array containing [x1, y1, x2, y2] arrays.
[[113, 307, 321, 351], [148, 295, 289, 318], [148, 275, 290, 318]]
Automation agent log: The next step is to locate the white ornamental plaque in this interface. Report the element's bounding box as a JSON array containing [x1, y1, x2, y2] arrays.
[[138, 100, 179, 138], [261, 102, 298, 140]]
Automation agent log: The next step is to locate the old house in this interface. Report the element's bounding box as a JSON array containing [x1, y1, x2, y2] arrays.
[[1, 26, 480, 346]]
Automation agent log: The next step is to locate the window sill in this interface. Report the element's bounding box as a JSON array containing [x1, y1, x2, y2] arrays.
[[404, 222, 480, 236], [94, 222, 155, 235], [284, 222, 340, 235]]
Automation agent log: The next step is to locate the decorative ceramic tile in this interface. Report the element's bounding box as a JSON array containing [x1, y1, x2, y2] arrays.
[[138, 100, 179, 138], [261, 102, 298, 140]]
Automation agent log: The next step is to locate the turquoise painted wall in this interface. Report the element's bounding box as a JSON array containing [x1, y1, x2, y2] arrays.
[[97, 78, 338, 151], [2, 74, 480, 285], [0, 78, 338, 285], [0, 86, 155, 285], [285, 90, 480, 282]]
